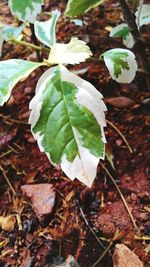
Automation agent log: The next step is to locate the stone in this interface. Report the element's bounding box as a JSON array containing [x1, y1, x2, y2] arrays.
[[113, 244, 143, 267], [21, 184, 55, 220]]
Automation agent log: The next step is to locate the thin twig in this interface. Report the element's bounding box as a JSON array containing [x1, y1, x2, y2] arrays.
[[134, 235, 150, 241], [100, 163, 139, 231], [0, 165, 16, 196], [0, 114, 28, 125], [92, 241, 113, 267], [0, 150, 12, 159], [106, 119, 133, 153], [79, 205, 105, 249]]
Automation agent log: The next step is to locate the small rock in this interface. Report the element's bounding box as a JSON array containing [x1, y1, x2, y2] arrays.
[[21, 184, 55, 220], [139, 212, 148, 221], [116, 139, 123, 147], [113, 244, 143, 267], [104, 96, 135, 109], [130, 193, 137, 201]]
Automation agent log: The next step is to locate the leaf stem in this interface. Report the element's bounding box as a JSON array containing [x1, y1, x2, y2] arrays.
[[9, 38, 50, 52]]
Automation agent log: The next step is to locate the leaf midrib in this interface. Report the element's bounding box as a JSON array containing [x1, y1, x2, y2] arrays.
[[59, 65, 90, 183]]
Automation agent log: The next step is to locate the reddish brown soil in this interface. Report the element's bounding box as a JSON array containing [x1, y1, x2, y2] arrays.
[[0, 1, 149, 267]]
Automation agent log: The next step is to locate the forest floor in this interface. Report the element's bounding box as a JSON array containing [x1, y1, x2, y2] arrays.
[[0, 1, 149, 266]]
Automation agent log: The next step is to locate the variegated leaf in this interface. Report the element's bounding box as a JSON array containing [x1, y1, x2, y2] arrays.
[[103, 48, 138, 83], [48, 37, 92, 64], [0, 59, 43, 106], [3, 24, 24, 41], [110, 23, 135, 48], [65, 0, 105, 17], [29, 65, 106, 187], [34, 10, 60, 48], [9, 0, 44, 23], [135, 4, 150, 28]]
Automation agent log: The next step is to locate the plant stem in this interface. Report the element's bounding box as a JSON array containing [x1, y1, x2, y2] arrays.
[[10, 38, 49, 52], [119, 0, 150, 90], [30, 23, 42, 61]]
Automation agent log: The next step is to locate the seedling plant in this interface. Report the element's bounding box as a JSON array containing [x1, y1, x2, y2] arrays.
[[0, 0, 150, 188]]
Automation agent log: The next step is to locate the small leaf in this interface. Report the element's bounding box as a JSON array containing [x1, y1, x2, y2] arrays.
[[9, 0, 44, 23], [48, 37, 92, 65], [3, 24, 24, 41], [135, 4, 150, 28], [110, 23, 135, 49], [34, 10, 60, 48], [0, 24, 4, 57], [29, 65, 106, 187], [0, 59, 43, 106], [65, 0, 105, 17], [110, 23, 130, 38], [103, 48, 138, 83]]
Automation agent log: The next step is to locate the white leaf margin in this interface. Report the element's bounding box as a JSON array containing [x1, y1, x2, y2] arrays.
[[34, 10, 60, 48], [29, 65, 107, 187]]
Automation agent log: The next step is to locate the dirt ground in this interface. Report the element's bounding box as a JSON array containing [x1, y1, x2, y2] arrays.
[[0, 1, 150, 266]]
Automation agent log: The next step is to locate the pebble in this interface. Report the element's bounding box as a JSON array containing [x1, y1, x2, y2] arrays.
[[113, 244, 143, 267], [21, 184, 56, 221]]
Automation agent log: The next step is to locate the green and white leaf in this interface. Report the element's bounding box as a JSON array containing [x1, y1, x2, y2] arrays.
[[110, 23, 135, 48], [34, 10, 60, 48], [9, 0, 44, 23], [0, 24, 4, 57], [29, 65, 107, 187], [48, 37, 92, 65], [0, 59, 43, 106], [3, 24, 24, 41], [65, 0, 105, 17], [103, 48, 138, 83], [135, 4, 150, 28]]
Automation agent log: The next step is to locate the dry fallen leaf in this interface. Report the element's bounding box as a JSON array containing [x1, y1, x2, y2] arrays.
[[0, 215, 16, 232]]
